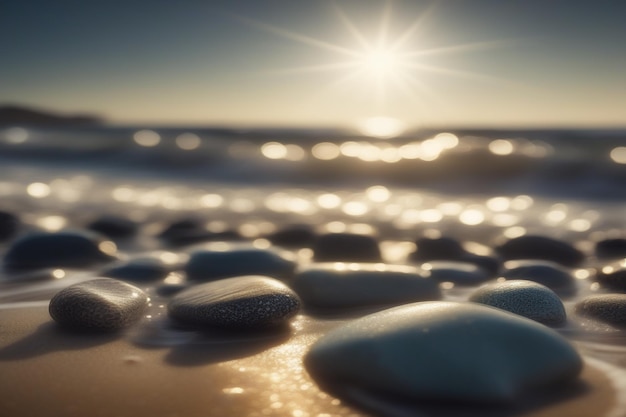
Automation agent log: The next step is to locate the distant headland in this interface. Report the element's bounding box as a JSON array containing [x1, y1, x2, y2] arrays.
[[0, 105, 103, 126]]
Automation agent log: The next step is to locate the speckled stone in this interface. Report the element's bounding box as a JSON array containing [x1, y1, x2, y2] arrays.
[[49, 278, 149, 331], [102, 258, 170, 282], [168, 275, 301, 329], [595, 238, 626, 260], [158, 218, 241, 246], [267, 224, 317, 248], [0, 210, 19, 241], [502, 259, 576, 295], [469, 280, 566, 326], [185, 248, 296, 281], [595, 259, 626, 292], [87, 215, 138, 239], [312, 233, 381, 262], [424, 261, 490, 286], [293, 263, 440, 309], [575, 294, 626, 327], [3, 231, 117, 271], [305, 301, 582, 404], [496, 235, 584, 267]]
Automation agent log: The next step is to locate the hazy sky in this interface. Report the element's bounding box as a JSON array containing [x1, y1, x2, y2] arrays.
[[2, 0, 626, 128]]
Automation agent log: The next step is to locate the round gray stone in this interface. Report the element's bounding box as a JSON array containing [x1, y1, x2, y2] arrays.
[[469, 280, 566, 326], [595, 259, 626, 292], [49, 278, 149, 332], [496, 235, 584, 267], [293, 263, 440, 309], [423, 261, 490, 286], [502, 259, 576, 295], [575, 294, 626, 327], [185, 248, 295, 281], [168, 275, 301, 330], [305, 301, 582, 404]]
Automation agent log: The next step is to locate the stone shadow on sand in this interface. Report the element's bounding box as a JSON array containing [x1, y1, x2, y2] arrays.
[[0, 321, 120, 361], [165, 325, 293, 366]]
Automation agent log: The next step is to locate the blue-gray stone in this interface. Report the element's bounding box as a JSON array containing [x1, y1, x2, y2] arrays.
[[469, 280, 566, 326], [293, 263, 440, 309], [4, 231, 117, 271], [496, 235, 584, 267], [312, 233, 381, 262], [575, 294, 626, 327], [49, 278, 149, 331], [87, 215, 138, 239], [168, 275, 301, 329], [423, 261, 490, 286], [502, 259, 576, 295], [306, 301, 582, 404], [595, 238, 626, 260], [185, 248, 295, 281], [102, 258, 170, 282]]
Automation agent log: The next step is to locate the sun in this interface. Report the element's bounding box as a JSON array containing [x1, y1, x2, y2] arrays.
[[360, 48, 400, 76]]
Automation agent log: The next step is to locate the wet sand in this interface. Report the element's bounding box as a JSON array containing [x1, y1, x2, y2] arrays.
[[0, 305, 620, 417]]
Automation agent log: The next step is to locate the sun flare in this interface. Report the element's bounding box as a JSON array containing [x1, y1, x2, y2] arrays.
[[361, 48, 400, 76]]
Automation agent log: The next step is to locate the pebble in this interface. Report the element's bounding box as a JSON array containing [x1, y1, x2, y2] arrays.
[[423, 261, 490, 286], [158, 218, 241, 246], [292, 263, 440, 309], [185, 248, 296, 281], [267, 224, 317, 248], [312, 233, 381, 262], [3, 231, 117, 271], [469, 280, 566, 326], [49, 278, 149, 331], [502, 259, 576, 295], [595, 259, 626, 292], [595, 238, 626, 260], [87, 215, 138, 239], [305, 301, 582, 404], [102, 258, 170, 282], [575, 294, 626, 327], [496, 235, 584, 267], [0, 210, 20, 241], [168, 275, 301, 329]]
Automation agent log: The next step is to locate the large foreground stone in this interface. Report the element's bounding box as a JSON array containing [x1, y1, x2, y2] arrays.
[[306, 301, 582, 404]]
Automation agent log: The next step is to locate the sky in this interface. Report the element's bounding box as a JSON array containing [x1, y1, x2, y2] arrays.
[[2, 0, 626, 129]]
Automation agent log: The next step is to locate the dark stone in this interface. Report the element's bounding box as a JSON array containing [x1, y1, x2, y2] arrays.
[[0, 210, 19, 241], [185, 248, 296, 281], [168, 276, 301, 330], [503, 259, 576, 296], [575, 294, 626, 327], [424, 261, 490, 286], [267, 225, 317, 248], [595, 260, 626, 292], [496, 235, 584, 267], [595, 239, 626, 260], [158, 219, 241, 246], [312, 233, 381, 262], [469, 280, 566, 326], [87, 215, 138, 239], [4, 231, 117, 272], [102, 258, 170, 282], [49, 278, 149, 331]]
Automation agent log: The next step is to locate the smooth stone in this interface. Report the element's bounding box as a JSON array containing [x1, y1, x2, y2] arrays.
[[267, 224, 317, 248], [49, 278, 149, 331], [305, 301, 582, 404], [87, 215, 138, 239], [423, 261, 490, 286], [410, 237, 501, 276], [503, 259, 576, 295], [158, 219, 241, 246], [0, 210, 20, 241], [185, 248, 295, 281], [3, 231, 117, 271], [575, 294, 626, 327], [595, 259, 626, 292], [102, 258, 170, 282], [168, 275, 301, 329], [496, 235, 584, 267], [595, 238, 626, 260], [469, 280, 566, 326], [312, 233, 381, 262], [293, 263, 440, 309]]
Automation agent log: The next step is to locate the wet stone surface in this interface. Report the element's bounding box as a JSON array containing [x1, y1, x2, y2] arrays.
[[102, 258, 171, 282], [496, 235, 585, 267], [49, 278, 149, 332], [595, 238, 626, 260], [469, 280, 567, 326], [575, 294, 626, 327], [87, 215, 138, 239], [167, 275, 301, 330], [502, 259, 576, 296], [312, 233, 382, 262], [423, 261, 490, 286], [595, 259, 626, 292]]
